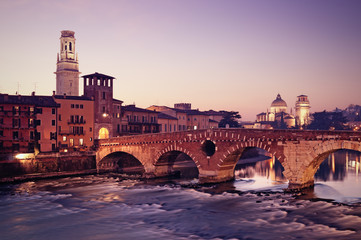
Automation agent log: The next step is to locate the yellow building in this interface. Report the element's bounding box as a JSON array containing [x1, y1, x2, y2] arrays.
[[54, 95, 94, 151]]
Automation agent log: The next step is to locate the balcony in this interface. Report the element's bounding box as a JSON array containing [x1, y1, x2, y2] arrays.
[[68, 120, 86, 124], [59, 130, 86, 136]]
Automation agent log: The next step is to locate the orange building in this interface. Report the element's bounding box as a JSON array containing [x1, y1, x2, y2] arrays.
[[54, 95, 94, 152], [158, 113, 178, 133], [0, 93, 59, 155]]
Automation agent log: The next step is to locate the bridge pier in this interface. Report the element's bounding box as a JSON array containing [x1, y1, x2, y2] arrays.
[[198, 168, 235, 184]]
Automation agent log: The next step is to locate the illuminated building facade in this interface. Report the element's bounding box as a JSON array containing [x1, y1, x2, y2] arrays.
[[55, 30, 80, 96], [295, 95, 311, 128], [54, 94, 94, 152], [255, 94, 310, 129]]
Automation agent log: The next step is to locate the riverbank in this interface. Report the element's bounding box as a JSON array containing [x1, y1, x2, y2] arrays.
[[0, 152, 96, 183]]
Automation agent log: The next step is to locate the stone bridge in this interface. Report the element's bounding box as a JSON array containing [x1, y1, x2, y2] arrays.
[[95, 129, 361, 190]]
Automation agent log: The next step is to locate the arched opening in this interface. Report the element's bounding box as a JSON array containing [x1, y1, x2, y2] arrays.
[[201, 140, 215, 156], [155, 151, 198, 179], [233, 147, 287, 191], [99, 151, 145, 175], [99, 127, 109, 139], [312, 149, 361, 202], [69, 42, 72, 51]]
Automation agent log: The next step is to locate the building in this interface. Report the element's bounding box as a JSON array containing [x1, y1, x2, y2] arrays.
[[295, 95, 311, 128], [147, 103, 219, 131], [0, 93, 59, 154], [255, 94, 311, 129], [121, 105, 159, 134], [54, 94, 94, 152], [158, 113, 178, 133], [55, 30, 80, 96], [82, 72, 123, 139]]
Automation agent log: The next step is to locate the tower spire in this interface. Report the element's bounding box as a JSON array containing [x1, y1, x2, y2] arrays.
[[54, 30, 80, 96]]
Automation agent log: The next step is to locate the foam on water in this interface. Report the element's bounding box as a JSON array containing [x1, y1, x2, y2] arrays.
[[1, 175, 361, 240]]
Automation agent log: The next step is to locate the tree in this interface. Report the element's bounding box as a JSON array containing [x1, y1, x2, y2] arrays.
[[218, 111, 241, 128], [308, 111, 349, 130]]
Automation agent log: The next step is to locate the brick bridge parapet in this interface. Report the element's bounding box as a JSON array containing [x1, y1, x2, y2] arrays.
[[95, 129, 361, 190]]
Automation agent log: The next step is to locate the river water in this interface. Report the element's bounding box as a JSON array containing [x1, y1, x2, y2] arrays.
[[1, 150, 361, 240]]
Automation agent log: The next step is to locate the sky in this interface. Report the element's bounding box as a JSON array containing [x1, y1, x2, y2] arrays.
[[0, 0, 360, 121]]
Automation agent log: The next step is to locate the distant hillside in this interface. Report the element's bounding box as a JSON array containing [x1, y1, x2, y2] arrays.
[[335, 104, 361, 121]]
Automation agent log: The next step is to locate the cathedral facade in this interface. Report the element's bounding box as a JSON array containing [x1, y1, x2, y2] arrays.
[[255, 94, 310, 129]]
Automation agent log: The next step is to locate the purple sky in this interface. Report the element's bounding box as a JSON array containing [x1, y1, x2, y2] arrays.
[[0, 0, 360, 121]]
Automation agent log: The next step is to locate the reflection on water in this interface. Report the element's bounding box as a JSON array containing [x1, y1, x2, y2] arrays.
[[314, 150, 361, 203], [234, 155, 288, 191], [232, 149, 361, 203]]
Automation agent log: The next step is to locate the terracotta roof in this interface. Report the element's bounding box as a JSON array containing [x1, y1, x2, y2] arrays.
[[123, 105, 158, 113], [82, 72, 115, 79], [0, 94, 59, 107], [158, 112, 178, 120]]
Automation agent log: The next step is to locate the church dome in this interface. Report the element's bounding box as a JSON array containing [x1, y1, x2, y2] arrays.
[[271, 94, 287, 108]]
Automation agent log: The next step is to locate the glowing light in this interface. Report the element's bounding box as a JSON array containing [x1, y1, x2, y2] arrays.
[[15, 153, 34, 159], [102, 113, 108, 117]]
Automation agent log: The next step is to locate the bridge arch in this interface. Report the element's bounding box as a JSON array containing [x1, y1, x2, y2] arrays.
[[98, 151, 145, 175], [154, 149, 199, 178], [218, 141, 284, 171], [298, 141, 361, 187], [211, 140, 286, 183]]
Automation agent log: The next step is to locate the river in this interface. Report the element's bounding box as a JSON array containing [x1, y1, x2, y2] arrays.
[[1, 150, 361, 240]]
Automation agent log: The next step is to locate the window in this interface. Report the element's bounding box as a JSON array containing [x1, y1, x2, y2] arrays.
[[59, 114, 61, 121], [13, 131, 19, 140], [79, 138, 84, 146], [35, 120, 41, 126], [80, 104, 83, 109], [52, 144, 56, 151], [70, 138, 74, 147], [97, 79, 100, 86], [36, 107, 42, 114], [63, 136, 67, 142], [103, 106, 106, 113], [52, 120, 55, 126], [0, 118, 2, 124], [0, 106, 3, 111], [52, 108, 56, 114], [59, 126, 61, 132], [76, 104, 79, 109], [30, 131, 34, 140], [89, 127, 92, 132], [102, 92, 106, 99], [50, 132, 56, 140], [90, 137, 92, 142], [165, 124, 167, 132], [69, 42, 72, 51], [0, 130, 3, 136]]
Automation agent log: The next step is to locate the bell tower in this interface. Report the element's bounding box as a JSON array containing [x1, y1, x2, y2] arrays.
[[55, 30, 80, 96], [295, 95, 310, 128]]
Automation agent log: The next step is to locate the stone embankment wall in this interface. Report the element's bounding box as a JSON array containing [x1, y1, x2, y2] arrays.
[[0, 152, 96, 182]]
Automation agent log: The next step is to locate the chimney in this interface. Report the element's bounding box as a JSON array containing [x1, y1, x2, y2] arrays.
[[52, 91, 55, 96], [32, 91, 35, 96], [63, 93, 66, 99]]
